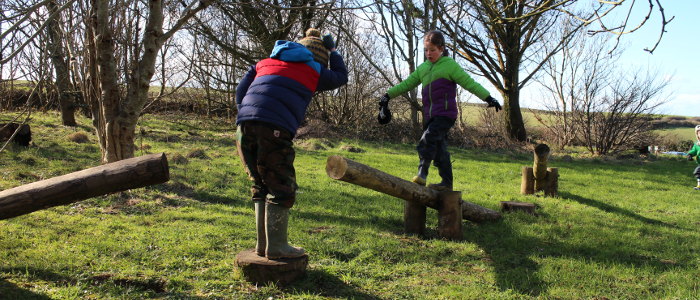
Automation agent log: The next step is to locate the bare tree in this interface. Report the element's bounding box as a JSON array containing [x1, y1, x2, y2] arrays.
[[85, 0, 210, 162], [575, 68, 668, 155], [307, 9, 384, 132], [46, 0, 77, 126], [538, 32, 669, 155], [333, 0, 433, 138], [437, 0, 672, 142]]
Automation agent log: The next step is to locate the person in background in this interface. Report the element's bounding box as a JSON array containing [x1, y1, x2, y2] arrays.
[[235, 28, 348, 258], [686, 125, 700, 190], [377, 30, 501, 191]]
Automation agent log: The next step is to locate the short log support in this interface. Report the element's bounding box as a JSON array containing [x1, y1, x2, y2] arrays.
[[403, 201, 426, 236], [437, 191, 462, 240]]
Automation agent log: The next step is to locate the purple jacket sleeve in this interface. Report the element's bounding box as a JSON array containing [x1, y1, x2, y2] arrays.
[[317, 51, 348, 92], [236, 65, 257, 108]]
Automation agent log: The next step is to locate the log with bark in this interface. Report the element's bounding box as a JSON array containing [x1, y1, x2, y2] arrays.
[[0, 153, 169, 220], [325, 155, 501, 223]]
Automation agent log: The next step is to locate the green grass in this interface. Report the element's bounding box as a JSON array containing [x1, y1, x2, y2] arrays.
[[1, 111, 699, 299], [656, 127, 697, 142]]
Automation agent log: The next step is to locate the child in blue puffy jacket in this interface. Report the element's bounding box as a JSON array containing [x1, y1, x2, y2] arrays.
[[235, 29, 348, 259]]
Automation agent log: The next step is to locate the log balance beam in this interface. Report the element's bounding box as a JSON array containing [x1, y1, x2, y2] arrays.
[[0, 153, 169, 220], [325, 155, 501, 240]]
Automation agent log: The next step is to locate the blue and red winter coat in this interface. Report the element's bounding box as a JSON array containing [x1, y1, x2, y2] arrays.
[[235, 40, 348, 135]]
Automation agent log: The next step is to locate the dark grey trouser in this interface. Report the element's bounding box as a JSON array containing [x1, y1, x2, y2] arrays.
[[694, 166, 700, 179], [416, 116, 456, 186]]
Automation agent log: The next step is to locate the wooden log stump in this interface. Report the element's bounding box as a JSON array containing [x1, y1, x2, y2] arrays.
[[544, 167, 559, 197], [326, 155, 501, 223], [236, 249, 308, 285], [520, 166, 534, 195], [533, 144, 550, 192], [0, 153, 169, 220], [437, 191, 462, 240], [403, 201, 426, 235], [500, 201, 537, 215]]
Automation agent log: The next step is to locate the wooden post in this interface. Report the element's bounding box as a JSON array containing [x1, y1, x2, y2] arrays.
[[544, 167, 559, 197], [404, 201, 426, 235], [520, 166, 534, 195], [437, 191, 462, 240], [0, 153, 169, 220], [533, 144, 550, 192], [326, 155, 501, 223]]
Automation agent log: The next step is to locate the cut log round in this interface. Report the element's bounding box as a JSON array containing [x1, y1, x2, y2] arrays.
[[236, 249, 308, 285], [0, 153, 169, 220], [326, 155, 501, 223]]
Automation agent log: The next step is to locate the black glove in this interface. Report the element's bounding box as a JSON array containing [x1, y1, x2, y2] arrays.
[[485, 96, 502, 112], [378, 93, 391, 124], [322, 34, 335, 50], [378, 104, 392, 125], [689, 155, 695, 161], [379, 93, 390, 106]]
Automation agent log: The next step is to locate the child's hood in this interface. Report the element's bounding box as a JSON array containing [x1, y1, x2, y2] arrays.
[[696, 124, 700, 143], [269, 40, 314, 63]]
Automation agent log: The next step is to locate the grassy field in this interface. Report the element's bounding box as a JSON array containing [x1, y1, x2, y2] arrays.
[[656, 127, 697, 142], [1, 111, 699, 299]]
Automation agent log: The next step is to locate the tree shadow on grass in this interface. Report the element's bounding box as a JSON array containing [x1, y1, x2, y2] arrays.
[[285, 269, 381, 299], [0, 277, 52, 300], [464, 218, 547, 296], [465, 193, 692, 297], [559, 191, 684, 230], [0, 267, 209, 300]]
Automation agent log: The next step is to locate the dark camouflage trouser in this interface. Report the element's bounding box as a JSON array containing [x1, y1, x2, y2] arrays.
[[236, 121, 297, 208], [694, 165, 700, 179]]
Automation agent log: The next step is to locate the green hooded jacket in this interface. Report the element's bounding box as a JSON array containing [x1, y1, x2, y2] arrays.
[[386, 56, 490, 120], [689, 142, 700, 165]]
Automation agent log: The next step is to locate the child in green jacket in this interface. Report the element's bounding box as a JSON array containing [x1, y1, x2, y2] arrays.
[[377, 30, 501, 190], [687, 125, 700, 190]]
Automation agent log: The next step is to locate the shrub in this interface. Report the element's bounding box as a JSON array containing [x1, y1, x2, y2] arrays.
[[67, 132, 90, 143]]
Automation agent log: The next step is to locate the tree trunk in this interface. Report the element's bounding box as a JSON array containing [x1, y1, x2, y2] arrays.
[[88, 0, 210, 163], [46, 0, 77, 126], [326, 155, 501, 223], [503, 79, 527, 142], [0, 153, 169, 220]]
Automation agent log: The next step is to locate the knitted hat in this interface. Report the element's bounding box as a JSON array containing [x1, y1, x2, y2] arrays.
[[298, 28, 329, 67]]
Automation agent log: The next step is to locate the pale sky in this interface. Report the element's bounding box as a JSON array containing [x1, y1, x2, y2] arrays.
[[616, 1, 700, 117], [519, 1, 700, 117]]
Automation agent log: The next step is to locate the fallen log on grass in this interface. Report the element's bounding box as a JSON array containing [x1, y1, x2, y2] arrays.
[[325, 155, 501, 223], [0, 153, 169, 220]]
